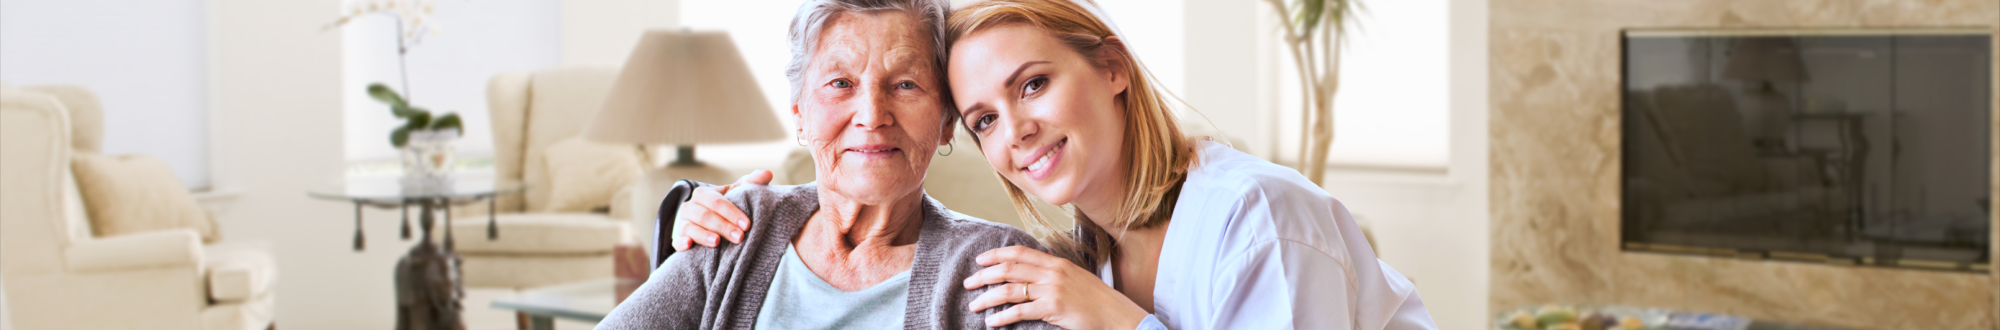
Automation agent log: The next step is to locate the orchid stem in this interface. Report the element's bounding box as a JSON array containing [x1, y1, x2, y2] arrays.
[[395, 17, 412, 103]]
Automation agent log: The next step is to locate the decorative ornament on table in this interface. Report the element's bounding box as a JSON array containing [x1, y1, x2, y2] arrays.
[[368, 83, 463, 193], [329, 0, 465, 194], [1499, 305, 1664, 330]]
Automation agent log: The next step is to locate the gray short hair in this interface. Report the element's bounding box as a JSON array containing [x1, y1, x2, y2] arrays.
[[785, 0, 956, 124]]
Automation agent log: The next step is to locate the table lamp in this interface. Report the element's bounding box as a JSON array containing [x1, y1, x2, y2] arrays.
[[586, 29, 785, 184], [588, 29, 785, 253]]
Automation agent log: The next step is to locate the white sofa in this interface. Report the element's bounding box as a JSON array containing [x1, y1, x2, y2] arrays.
[[446, 67, 635, 289], [0, 86, 276, 330]]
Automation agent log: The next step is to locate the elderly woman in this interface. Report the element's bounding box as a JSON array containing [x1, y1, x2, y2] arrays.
[[596, 0, 1055, 329]]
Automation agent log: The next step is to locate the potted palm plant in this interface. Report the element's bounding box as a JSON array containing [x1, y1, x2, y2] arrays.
[[1265, 0, 1358, 184]]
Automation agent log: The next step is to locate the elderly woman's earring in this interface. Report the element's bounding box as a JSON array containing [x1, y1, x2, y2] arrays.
[[938, 142, 953, 156], [797, 130, 807, 146]]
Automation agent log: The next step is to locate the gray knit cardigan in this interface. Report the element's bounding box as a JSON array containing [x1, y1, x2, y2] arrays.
[[597, 183, 1059, 330]]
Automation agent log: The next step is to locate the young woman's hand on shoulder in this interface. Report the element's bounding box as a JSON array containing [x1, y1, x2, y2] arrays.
[[964, 246, 1149, 330]]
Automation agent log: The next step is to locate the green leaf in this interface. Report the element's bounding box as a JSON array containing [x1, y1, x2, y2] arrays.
[[1290, 0, 1360, 41], [1295, 0, 1324, 32], [1329, 0, 1359, 35], [367, 83, 407, 108], [391, 105, 419, 118], [390, 126, 411, 148], [404, 111, 431, 130], [398, 106, 433, 118], [429, 112, 463, 135]]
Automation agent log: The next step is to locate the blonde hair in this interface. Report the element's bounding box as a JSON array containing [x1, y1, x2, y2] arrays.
[[948, 0, 1196, 268]]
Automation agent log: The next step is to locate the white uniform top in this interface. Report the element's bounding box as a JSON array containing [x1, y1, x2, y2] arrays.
[[1118, 140, 1437, 330]]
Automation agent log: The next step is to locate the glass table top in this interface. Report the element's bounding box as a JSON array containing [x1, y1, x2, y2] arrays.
[[490, 278, 618, 323], [306, 175, 524, 204]]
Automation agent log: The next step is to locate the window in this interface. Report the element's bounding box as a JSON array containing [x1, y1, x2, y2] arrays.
[[1, 0, 212, 188], [1259, 0, 1451, 170], [340, 0, 561, 174]]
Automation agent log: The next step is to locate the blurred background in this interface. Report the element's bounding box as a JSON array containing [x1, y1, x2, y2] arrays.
[[0, 0, 1992, 329]]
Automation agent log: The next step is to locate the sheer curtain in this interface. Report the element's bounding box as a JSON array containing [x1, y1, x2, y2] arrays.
[[0, 0, 213, 188]]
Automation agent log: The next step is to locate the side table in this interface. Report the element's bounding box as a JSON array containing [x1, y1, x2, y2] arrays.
[[309, 176, 524, 330]]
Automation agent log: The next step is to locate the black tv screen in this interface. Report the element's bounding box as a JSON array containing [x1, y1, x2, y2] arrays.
[[1621, 29, 1992, 271]]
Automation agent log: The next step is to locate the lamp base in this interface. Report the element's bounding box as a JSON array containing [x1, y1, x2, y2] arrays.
[[646, 163, 737, 190], [627, 161, 736, 252]]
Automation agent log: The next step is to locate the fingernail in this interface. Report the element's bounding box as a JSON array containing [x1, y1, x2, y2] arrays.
[[731, 232, 743, 242]]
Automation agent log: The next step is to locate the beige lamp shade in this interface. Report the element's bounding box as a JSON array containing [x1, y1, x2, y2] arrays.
[[587, 29, 786, 145]]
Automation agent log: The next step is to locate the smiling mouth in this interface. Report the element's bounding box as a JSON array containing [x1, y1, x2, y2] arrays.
[[849, 147, 903, 155], [1021, 137, 1067, 174]]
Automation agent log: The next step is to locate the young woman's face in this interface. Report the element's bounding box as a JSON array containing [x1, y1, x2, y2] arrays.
[[948, 23, 1129, 207]]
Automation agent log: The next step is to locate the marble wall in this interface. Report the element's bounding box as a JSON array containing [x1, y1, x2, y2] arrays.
[[1488, 1, 2000, 329]]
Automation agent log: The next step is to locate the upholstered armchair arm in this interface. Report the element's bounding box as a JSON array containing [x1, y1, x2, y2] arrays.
[[65, 229, 202, 272]]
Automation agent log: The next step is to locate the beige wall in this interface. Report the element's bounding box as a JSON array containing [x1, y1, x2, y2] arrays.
[[208, 0, 683, 327], [561, 0, 679, 67], [210, 0, 400, 328], [1488, 1, 1999, 329]]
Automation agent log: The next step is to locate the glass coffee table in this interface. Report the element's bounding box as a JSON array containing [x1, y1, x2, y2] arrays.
[[491, 278, 620, 330]]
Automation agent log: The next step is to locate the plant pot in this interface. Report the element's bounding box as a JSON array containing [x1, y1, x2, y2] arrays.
[[400, 128, 460, 193]]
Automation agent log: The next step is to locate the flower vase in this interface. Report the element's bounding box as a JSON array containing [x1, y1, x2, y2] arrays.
[[400, 128, 459, 194]]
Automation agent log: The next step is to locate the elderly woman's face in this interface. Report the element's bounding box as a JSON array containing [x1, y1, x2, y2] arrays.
[[796, 11, 949, 204]]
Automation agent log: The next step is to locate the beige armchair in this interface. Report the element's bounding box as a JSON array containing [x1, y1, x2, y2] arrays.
[[447, 67, 636, 289], [1, 86, 275, 330]]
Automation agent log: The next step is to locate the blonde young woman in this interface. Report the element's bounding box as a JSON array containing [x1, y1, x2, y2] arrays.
[[671, 0, 1436, 329]]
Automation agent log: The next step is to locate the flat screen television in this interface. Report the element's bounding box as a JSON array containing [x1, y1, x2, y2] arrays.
[[1620, 29, 1992, 271]]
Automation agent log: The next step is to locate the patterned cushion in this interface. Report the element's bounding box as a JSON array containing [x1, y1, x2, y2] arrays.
[[70, 153, 217, 243]]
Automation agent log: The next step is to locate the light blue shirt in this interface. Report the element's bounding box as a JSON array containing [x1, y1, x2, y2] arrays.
[[1121, 141, 1437, 330], [753, 245, 911, 329]]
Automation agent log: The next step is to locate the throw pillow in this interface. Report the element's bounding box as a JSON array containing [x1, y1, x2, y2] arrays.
[[71, 154, 219, 243], [541, 137, 644, 212]]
